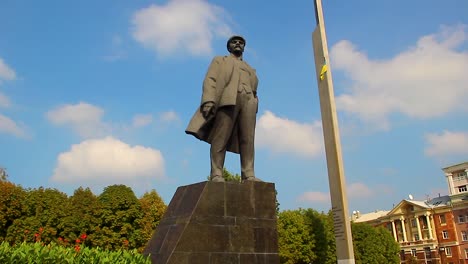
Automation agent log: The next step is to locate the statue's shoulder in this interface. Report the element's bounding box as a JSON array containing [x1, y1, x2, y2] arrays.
[[207, 56, 228, 67], [211, 56, 227, 62]]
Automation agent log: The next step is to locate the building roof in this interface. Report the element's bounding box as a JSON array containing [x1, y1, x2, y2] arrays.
[[390, 195, 451, 211], [353, 196, 453, 225], [352, 210, 390, 223], [442, 161, 468, 173], [425, 195, 452, 207]]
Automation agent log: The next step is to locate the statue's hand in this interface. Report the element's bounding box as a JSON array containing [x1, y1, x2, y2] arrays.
[[201, 102, 216, 118]]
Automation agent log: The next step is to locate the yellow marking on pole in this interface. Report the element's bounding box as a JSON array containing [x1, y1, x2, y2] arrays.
[[320, 64, 327, 80]]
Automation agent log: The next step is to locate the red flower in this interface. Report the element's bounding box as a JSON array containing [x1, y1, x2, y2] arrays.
[[80, 234, 87, 240], [75, 239, 81, 244], [58, 237, 63, 241], [34, 233, 39, 237], [74, 245, 80, 252]]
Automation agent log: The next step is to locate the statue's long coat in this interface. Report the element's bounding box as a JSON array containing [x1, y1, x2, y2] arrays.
[[185, 55, 258, 154]]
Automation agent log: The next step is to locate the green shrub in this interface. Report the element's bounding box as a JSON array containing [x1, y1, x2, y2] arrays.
[[0, 242, 151, 264]]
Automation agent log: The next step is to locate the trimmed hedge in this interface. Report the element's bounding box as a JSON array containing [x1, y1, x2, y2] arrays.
[[0, 242, 151, 264]]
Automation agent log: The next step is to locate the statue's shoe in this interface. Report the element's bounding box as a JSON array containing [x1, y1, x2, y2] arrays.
[[210, 175, 225, 182], [242, 176, 263, 182]]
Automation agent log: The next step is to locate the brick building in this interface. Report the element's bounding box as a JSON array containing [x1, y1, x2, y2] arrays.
[[353, 161, 468, 264]]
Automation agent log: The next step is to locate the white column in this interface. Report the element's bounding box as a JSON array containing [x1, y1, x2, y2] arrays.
[[401, 218, 407, 242], [391, 221, 397, 241], [426, 214, 433, 240], [312, 1, 355, 263], [446, 172, 454, 195], [415, 216, 422, 240]]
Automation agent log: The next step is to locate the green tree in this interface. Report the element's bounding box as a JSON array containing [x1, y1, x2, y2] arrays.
[[222, 168, 241, 182], [93, 185, 143, 250], [278, 210, 316, 264], [0, 181, 25, 242], [352, 222, 400, 264], [138, 190, 167, 251], [58, 187, 101, 246], [207, 168, 242, 182], [375, 226, 400, 263], [278, 209, 399, 264], [303, 209, 336, 264], [6, 187, 69, 245]]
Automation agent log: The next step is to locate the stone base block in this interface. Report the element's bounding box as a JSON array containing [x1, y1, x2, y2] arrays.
[[143, 181, 279, 264]]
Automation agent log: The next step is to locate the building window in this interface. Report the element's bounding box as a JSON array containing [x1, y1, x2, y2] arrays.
[[400, 250, 406, 261], [465, 248, 468, 259], [459, 215, 466, 223], [411, 219, 417, 227], [445, 247, 452, 256], [411, 249, 417, 257], [440, 214, 447, 225], [454, 172, 467, 181], [458, 185, 467, 193], [462, 231, 468, 241], [442, 230, 449, 239], [424, 247, 431, 259], [414, 234, 420, 241]]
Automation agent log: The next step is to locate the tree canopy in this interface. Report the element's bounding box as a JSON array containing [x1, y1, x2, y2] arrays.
[[278, 210, 316, 264], [352, 222, 400, 264], [277, 208, 400, 264], [0, 181, 167, 252], [0, 170, 400, 263]]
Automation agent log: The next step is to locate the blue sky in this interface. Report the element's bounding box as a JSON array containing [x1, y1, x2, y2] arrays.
[[1, 0, 467, 213]]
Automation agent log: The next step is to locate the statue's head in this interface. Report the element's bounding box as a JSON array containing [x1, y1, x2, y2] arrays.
[[227, 35, 246, 57]]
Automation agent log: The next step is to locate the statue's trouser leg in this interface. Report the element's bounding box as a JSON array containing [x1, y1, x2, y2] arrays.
[[210, 106, 237, 178], [237, 92, 257, 179]]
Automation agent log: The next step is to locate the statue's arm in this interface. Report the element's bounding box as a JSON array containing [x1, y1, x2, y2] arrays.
[[201, 56, 222, 106]]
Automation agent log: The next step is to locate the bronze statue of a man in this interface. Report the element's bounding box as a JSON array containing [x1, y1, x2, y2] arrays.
[[186, 35, 261, 182]]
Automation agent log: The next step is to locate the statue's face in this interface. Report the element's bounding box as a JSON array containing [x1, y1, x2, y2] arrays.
[[228, 38, 245, 55]]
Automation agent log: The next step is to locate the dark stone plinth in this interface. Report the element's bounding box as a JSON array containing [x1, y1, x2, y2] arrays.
[[143, 181, 279, 264]]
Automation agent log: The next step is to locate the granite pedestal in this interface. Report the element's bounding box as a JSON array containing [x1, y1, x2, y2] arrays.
[[143, 181, 279, 264]]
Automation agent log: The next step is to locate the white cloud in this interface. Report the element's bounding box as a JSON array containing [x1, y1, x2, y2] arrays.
[[47, 102, 181, 137], [132, 114, 153, 128], [298, 182, 376, 204], [424, 130, 468, 157], [256, 111, 323, 158], [51, 137, 165, 187], [347, 182, 374, 198], [331, 25, 468, 129], [46, 102, 109, 138], [131, 0, 232, 56], [0, 92, 11, 108], [0, 58, 24, 138], [159, 110, 180, 123], [0, 58, 16, 81], [297, 191, 330, 203], [0, 113, 26, 138], [0, 57, 15, 111]]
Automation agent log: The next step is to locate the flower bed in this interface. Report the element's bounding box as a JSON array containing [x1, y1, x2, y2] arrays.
[[0, 242, 151, 264]]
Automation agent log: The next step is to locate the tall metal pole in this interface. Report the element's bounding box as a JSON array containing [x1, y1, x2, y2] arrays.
[[311, 0, 355, 263]]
